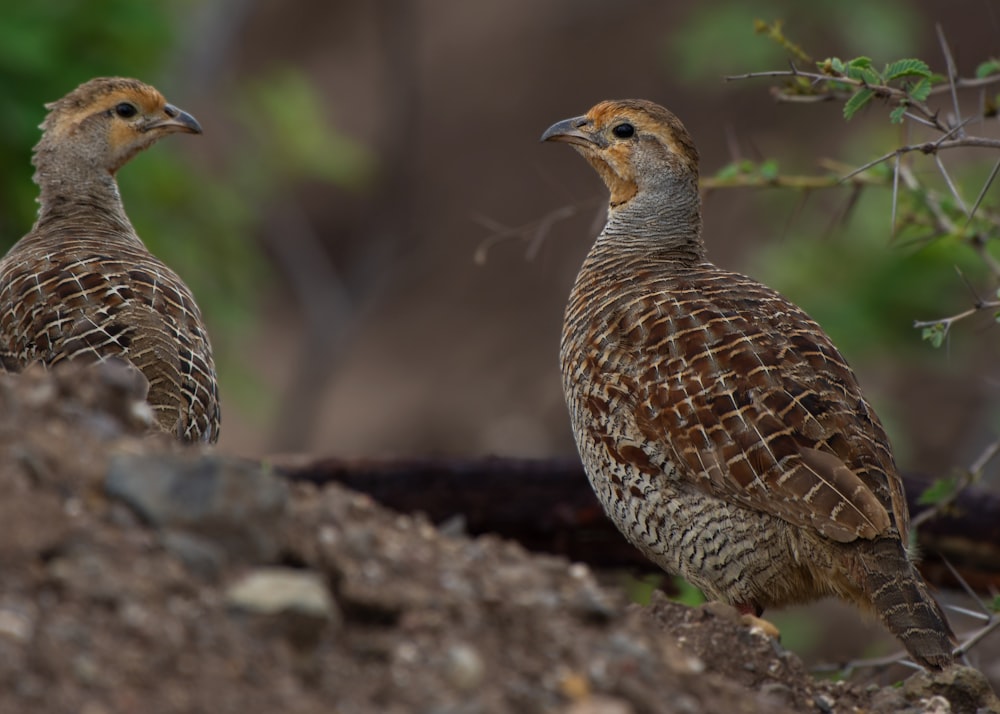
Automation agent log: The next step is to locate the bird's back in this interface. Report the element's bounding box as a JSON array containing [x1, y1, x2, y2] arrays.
[[562, 246, 906, 550], [0, 230, 220, 443]]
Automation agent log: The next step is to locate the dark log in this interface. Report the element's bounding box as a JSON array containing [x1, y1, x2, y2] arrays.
[[277, 456, 1000, 592]]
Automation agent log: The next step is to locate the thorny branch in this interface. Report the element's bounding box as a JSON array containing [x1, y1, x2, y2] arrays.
[[726, 65, 1000, 136], [911, 437, 1000, 530], [730, 29, 1000, 332]]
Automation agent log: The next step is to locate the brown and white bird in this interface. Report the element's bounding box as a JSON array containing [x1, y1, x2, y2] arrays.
[[0, 77, 220, 443], [543, 99, 955, 668]]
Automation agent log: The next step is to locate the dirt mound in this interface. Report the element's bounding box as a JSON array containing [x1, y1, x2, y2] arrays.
[[0, 364, 995, 713]]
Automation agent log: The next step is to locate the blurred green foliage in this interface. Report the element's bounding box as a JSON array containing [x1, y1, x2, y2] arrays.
[[748, 190, 988, 362], [671, 6, 999, 364], [669, 0, 919, 82], [0, 1, 173, 239], [0, 5, 372, 419]]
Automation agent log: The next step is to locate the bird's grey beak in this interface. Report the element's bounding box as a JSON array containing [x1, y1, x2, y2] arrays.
[[540, 115, 603, 147], [146, 104, 202, 135]]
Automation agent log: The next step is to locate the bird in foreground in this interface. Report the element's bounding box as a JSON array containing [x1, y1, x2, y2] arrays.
[[543, 99, 955, 669], [0, 77, 220, 443]]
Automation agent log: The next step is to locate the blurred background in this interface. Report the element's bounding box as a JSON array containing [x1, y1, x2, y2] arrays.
[[0, 1, 996, 476]]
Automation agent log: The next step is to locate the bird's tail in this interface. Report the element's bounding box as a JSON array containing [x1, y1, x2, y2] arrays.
[[858, 538, 956, 669]]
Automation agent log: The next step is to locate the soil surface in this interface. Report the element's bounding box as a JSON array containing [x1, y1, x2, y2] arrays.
[[0, 364, 996, 713]]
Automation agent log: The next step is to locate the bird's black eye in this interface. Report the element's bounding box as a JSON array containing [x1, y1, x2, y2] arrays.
[[114, 103, 138, 119], [612, 122, 635, 139]]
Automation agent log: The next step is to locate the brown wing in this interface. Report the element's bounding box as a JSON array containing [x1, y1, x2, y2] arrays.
[[0, 237, 220, 442], [617, 269, 907, 543]]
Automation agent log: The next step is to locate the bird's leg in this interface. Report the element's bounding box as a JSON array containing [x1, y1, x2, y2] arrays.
[[735, 602, 763, 618]]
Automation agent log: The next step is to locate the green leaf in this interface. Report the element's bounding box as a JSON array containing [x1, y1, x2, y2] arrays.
[[843, 88, 875, 119], [713, 160, 754, 181], [714, 163, 740, 181], [976, 59, 1000, 78], [829, 57, 846, 74], [759, 159, 779, 180], [991, 595, 1000, 613], [846, 65, 881, 85], [884, 58, 931, 80], [918, 477, 959, 506], [848, 56, 874, 70], [920, 322, 947, 348], [909, 77, 932, 102], [889, 104, 907, 123]]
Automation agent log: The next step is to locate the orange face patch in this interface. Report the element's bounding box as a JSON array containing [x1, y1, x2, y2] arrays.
[[42, 78, 167, 141], [584, 100, 699, 173]]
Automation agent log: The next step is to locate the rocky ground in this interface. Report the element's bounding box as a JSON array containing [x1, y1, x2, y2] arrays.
[[0, 364, 997, 713]]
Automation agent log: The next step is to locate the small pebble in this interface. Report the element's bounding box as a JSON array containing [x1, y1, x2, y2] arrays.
[[0, 608, 33, 642], [443, 643, 485, 691], [226, 567, 335, 622], [814, 693, 835, 713]]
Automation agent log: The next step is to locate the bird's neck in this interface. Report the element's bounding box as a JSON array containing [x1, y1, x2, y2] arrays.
[[599, 178, 706, 264], [30, 155, 138, 240]]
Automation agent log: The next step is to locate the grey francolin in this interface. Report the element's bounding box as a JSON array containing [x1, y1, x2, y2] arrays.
[[543, 99, 955, 668], [0, 77, 220, 443]]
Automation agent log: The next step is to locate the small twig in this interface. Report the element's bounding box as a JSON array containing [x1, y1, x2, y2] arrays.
[[934, 153, 968, 215], [936, 24, 963, 133], [472, 201, 593, 265], [966, 157, 1000, 227], [955, 614, 1000, 658], [911, 436, 1000, 529], [728, 68, 940, 125], [890, 153, 901, 236], [939, 558, 999, 660], [942, 557, 991, 620], [897, 164, 959, 235], [811, 649, 922, 676], [730, 66, 1000, 94], [970, 437, 1000, 476], [840, 151, 900, 182], [702, 172, 874, 191], [927, 73, 1000, 93], [912, 306, 982, 334], [726, 68, 814, 82], [947, 604, 991, 622], [901, 110, 941, 130]]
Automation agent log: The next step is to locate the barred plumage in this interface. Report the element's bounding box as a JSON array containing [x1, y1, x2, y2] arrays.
[[0, 77, 219, 443], [544, 99, 954, 668]]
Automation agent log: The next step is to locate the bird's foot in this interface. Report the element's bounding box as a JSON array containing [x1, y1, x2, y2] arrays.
[[739, 613, 781, 640], [735, 602, 780, 640]]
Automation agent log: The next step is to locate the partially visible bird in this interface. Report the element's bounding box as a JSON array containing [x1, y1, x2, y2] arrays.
[[543, 99, 955, 668], [0, 77, 220, 443]]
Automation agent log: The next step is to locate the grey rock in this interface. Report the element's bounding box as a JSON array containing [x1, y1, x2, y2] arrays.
[[106, 453, 287, 563], [902, 665, 1000, 714], [161, 530, 226, 579]]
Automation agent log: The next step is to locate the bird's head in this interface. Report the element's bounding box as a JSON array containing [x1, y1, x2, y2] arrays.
[[36, 77, 202, 175], [541, 99, 699, 209]]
